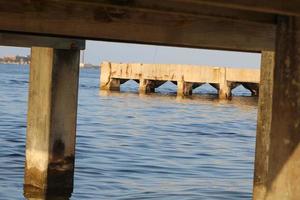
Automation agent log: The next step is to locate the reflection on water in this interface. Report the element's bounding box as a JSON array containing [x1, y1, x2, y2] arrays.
[[0, 65, 257, 199], [99, 90, 258, 109], [24, 186, 71, 200]]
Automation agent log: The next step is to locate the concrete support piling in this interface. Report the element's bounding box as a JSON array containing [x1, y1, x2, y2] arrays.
[[139, 79, 156, 94], [218, 82, 232, 99], [253, 16, 300, 199], [218, 68, 231, 99], [24, 47, 80, 193], [177, 81, 193, 96]]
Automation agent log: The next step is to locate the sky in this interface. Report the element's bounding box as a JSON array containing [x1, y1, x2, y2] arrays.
[[0, 40, 261, 68]]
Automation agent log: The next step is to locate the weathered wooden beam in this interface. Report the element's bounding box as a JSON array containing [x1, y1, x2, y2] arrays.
[[253, 16, 300, 199], [0, 32, 85, 49], [0, 1, 275, 52], [185, 0, 300, 17], [71, 0, 299, 18], [25, 47, 80, 193], [72, 0, 277, 24], [253, 51, 275, 200]]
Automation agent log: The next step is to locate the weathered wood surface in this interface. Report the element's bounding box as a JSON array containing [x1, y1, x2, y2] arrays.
[[0, 0, 276, 51], [188, 0, 300, 16], [0, 32, 85, 49], [253, 51, 275, 199], [253, 16, 300, 200], [72, 0, 300, 17], [74, 0, 277, 23], [25, 47, 80, 192], [266, 16, 300, 200]]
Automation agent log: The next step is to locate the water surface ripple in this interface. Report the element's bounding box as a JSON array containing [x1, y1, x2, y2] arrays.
[[0, 65, 257, 199]]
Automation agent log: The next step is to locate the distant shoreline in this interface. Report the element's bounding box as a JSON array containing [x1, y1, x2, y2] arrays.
[[0, 62, 29, 65], [0, 62, 98, 69], [0, 55, 30, 65]]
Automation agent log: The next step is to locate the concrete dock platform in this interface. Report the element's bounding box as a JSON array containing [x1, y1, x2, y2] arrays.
[[100, 62, 260, 99]]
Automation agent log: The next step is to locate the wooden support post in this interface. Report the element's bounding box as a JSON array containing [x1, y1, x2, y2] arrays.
[[177, 81, 193, 96], [253, 51, 275, 199], [24, 47, 80, 193], [253, 16, 300, 199], [219, 68, 231, 99], [139, 79, 155, 94]]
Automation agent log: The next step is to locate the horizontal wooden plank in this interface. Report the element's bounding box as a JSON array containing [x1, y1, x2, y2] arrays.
[[188, 0, 300, 16], [0, 32, 85, 49], [71, 0, 277, 24], [0, 0, 276, 52]]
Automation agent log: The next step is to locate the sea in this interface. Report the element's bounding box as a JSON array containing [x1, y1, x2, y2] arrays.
[[0, 64, 257, 199]]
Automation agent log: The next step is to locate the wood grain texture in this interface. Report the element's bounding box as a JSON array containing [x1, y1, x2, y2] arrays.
[[253, 16, 300, 200], [0, 0, 275, 52], [253, 51, 275, 199], [183, 0, 300, 16], [25, 47, 80, 191], [0, 32, 85, 49]]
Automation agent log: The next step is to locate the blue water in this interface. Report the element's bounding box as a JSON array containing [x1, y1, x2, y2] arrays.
[[0, 64, 257, 199]]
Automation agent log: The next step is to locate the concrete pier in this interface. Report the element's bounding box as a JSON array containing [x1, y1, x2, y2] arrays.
[[100, 62, 260, 99], [24, 47, 80, 192]]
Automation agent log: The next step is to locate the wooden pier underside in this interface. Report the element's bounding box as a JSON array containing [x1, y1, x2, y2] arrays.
[[0, 1, 300, 199], [0, 0, 278, 52]]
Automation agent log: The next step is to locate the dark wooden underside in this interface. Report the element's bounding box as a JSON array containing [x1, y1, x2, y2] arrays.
[[0, 0, 283, 52]]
